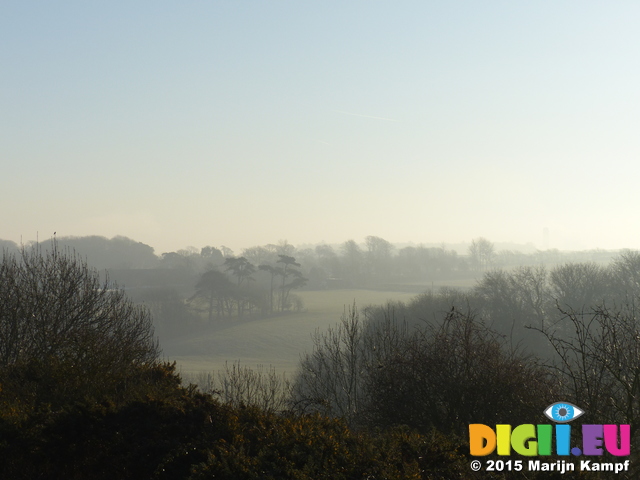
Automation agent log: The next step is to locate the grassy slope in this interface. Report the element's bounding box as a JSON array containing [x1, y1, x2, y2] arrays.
[[163, 289, 419, 377]]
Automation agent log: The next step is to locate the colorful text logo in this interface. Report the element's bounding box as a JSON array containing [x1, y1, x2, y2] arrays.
[[469, 402, 630, 457]]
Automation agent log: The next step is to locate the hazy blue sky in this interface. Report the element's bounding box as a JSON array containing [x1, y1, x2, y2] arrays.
[[3, 2, 640, 253]]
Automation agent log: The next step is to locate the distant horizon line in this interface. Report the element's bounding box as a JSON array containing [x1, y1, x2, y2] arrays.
[[1, 234, 628, 257]]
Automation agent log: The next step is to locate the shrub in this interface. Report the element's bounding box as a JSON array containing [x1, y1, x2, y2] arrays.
[[0, 243, 160, 413]]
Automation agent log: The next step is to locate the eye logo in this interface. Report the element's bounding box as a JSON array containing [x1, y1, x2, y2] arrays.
[[543, 402, 584, 423]]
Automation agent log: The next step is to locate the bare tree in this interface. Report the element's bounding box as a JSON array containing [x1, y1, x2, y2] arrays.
[[291, 303, 410, 426], [364, 235, 394, 281], [532, 302, 640, 478], [292, 302, 555, 434], [475, 266, 550, 334], [468, 237, 495, 271], [193, 361, 292, 414], [0, 243, 160, 406], [535, 302, 640, 434], [366, 307, 555, 434], [341, 240, 364, 286], [549, 262, 612, 310], [611, 250, 640, 297], [291, 303, 369, 422]]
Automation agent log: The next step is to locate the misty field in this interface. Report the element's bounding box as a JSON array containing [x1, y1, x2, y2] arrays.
[[163, 288, 421, 377]]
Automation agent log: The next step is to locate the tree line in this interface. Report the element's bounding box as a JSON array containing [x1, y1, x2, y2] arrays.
[[0, 244, 477, 479], [195, 250, 640, 478], [158, 236, 616, 288], [278, 251, 640, 477], [1, 243, 638, 478], [190, 254, 307, 322], [4, 235, 618, 293]]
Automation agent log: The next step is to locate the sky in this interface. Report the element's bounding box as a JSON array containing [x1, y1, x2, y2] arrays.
[[2, 2, 640, 254]]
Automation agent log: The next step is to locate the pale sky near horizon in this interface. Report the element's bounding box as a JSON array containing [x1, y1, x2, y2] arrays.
[[2, 2, 640, 254]]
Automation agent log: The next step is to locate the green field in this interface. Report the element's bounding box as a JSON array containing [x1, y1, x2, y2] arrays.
[[163, 289, 421, 378]]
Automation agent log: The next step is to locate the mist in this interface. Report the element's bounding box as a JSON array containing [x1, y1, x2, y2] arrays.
[[4, 2, 640, 476]]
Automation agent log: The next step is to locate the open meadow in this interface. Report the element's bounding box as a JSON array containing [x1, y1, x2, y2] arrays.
[[163, 288, 426, 379]]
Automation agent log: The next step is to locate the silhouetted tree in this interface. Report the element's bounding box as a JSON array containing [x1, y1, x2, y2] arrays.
[[224, 257, 256, 318], [534, 302, 640, 454], [35, 235, 158, 269], [0, 243, 160, 409], [276, 255, 307, 312], [341, 240, 364, 285], [160, 251, 195, 272], [134, 286, 198, 337], [315, 245, 340, 276], [292, 303, 554, 434], [243, 246, 277, 267], [469, 237, 495, 271], [365, 236, 394, 282], [192, 269, 234, 322], [258, 264, 282, 315], [200, 245, 224, 266], [366, 308, 555, 434], [292, 303, 369, 423], [611, 250, 640, 298], [224, 257, 255, 286], [475, 266, 550, 334], [274, 240, 296, 256], [549, 262, 612, 310]]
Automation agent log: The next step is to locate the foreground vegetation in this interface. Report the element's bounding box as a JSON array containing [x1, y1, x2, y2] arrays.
[[0, 245, 477, 479], [1, 243, 639, 478], [1, 363, 480, 480]]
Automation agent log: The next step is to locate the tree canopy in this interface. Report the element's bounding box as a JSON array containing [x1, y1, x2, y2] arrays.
[[0, 244, 160, 410]]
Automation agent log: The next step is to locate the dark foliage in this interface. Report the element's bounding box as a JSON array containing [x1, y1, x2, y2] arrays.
[[0, 374, 478, 480], [0, 244, 160, 414]]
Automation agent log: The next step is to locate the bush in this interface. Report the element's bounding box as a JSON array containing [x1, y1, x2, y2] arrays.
[[365, 308, 556, 434], [0, 381, 476, 480], [291, 304, 556, 435], [0, 243, 160, 413], [192, 361, 292, 414]]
